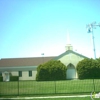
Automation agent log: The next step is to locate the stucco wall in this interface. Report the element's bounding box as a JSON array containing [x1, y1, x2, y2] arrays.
[[11, 71, 37, 80], [11, 71, 18, 76], [0, 66, 37, 80], [19, 71, 37, 80], [59, 53, 85, 67]]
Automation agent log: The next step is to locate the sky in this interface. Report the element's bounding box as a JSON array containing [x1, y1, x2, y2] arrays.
[[0, 0, 100, 59]]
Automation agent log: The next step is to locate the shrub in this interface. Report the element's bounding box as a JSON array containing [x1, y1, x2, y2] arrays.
[[76, 58, 100, 79], [36, 60, 66, 81], [10, 76, 19, 81], [0, 76, 3, 82]]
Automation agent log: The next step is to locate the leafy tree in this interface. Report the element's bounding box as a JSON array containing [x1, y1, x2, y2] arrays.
[[95, 58, 100, 77], [36, 60, 66, 81], [76, 58, 100, 79]]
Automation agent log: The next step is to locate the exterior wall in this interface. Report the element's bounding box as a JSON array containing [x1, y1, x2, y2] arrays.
[[11, 71, 18, 76], [1, 71, 37, 81], [0, 52, 87, 80], [19, 71, 37, 80], [58, 53, 85, 79], [0, 66, 37, 81], [58, 53, 85, 67], [10, 70, 37, 80]]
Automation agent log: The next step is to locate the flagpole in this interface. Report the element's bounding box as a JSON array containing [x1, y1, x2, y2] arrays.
[[41, 53, 44, 64]]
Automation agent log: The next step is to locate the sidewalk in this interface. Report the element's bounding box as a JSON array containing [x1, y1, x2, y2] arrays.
[[0, 95, 90, 99]]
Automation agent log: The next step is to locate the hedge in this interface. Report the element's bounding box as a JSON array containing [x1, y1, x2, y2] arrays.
[[10, 76, 19, 81], [36, 60, 66, 81], [0, 76, 3, 82], [76, 58, 100, 79]]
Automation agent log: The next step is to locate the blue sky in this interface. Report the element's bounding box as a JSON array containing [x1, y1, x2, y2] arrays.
[[0, 0, 100, 59]]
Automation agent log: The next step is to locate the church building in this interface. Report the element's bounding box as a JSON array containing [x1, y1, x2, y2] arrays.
[[0, 36, 88, 81]]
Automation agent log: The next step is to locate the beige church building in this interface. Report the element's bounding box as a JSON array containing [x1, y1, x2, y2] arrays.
[[0, 43, 88, 81]]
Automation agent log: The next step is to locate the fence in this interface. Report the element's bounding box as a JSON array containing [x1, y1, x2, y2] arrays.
[[0, 79, 100, 96]]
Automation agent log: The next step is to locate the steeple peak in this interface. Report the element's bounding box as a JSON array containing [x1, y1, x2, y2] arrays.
[[65, 31, 73, 51]]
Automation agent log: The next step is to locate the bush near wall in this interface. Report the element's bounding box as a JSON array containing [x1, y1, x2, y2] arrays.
[[76, 58, 100, 79], [36, 60, 67, 81], [10, 76, 19, 81], [0, 76, 3, 82]]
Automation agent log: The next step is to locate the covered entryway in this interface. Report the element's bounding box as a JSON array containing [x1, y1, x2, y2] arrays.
[[3, 71, 10, 81], [66, 63, 76, 79]]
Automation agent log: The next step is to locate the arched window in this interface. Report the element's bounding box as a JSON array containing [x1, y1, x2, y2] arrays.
[[67, 63, 75, 69]]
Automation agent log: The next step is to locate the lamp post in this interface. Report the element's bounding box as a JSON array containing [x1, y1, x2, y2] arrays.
[[86, 22, 100, 59]]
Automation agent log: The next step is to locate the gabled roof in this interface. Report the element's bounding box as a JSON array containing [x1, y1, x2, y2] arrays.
[[0, 50, 89, 67], [53, 50, 89, 60], [0, 56, 55, 67]]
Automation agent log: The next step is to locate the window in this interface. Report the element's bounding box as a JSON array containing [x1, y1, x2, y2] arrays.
[[19, 71, 22, 77], [29, 71, 32, 77]]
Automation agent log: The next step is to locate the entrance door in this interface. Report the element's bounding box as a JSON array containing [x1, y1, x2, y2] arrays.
[[4, 72, 10, 81], [67, 64, 76, 79]]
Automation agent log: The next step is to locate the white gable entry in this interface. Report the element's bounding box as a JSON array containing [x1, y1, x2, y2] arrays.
[[3, 71, 10, 81], [53, 49, 88, 80], [66, 63, 76, 79]]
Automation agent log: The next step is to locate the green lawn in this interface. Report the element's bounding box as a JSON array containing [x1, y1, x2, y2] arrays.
[[0, 79, 100, 96]]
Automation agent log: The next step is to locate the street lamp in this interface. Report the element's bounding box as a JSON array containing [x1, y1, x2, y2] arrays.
[[86, 22, 100, 59]]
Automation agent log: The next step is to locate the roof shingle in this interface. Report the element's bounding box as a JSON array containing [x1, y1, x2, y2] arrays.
[[0, 56, 55, 67]]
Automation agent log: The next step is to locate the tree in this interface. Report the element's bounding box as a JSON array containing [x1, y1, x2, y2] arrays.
[[36, 60, 66, 81], [76, 58, 100, 79]]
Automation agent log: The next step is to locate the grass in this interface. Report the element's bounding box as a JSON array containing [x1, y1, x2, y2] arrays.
[[0, 79, 100, 96]]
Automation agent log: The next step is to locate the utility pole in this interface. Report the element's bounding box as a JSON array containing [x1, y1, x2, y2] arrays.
[[86, 22, 100, 59]]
